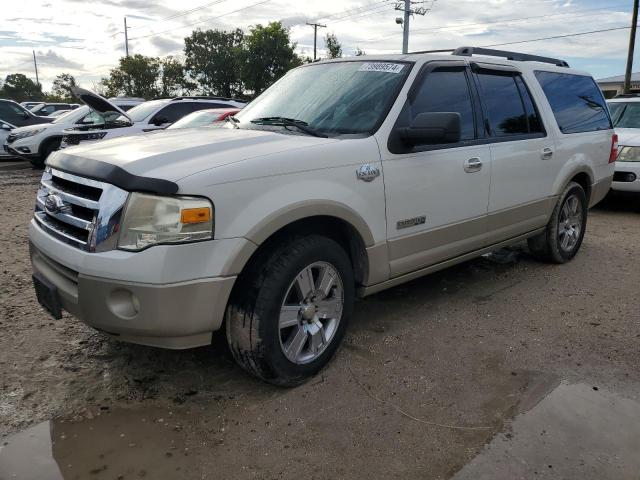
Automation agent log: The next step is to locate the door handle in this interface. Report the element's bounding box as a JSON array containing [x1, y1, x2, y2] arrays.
[[541, 147, 554, 160], [464, 157, 482, 173]]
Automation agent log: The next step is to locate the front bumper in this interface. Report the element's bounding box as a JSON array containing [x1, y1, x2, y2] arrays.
[[29, 220, 253, 349], [612, 163, 640, 193]]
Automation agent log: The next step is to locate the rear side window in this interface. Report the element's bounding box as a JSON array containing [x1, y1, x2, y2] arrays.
[[534, 71, 611, 134], [151, 103, 193, 124], [411, 68, 475, 141], [477, 72, 543, 137]]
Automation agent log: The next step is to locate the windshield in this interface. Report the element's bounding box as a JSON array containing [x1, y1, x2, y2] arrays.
[[168, 110, 220, 129], [235, 61, 411, 136], [608, 102, 640, 128], [52, 106, 89, 124], [124, 99, 169, 123]]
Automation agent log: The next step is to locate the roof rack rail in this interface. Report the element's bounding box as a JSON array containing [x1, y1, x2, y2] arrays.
[[170, 95, 244, 102], [408, 48, 455, 54], [613, 93, 640, 98], [452, 46, 570, 68]]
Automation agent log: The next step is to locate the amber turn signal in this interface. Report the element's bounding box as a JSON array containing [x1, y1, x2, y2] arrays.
[[180, 207, 211, 224]]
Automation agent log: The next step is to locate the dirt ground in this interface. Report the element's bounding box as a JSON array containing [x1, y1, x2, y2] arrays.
[[1, 167, 639, 479]]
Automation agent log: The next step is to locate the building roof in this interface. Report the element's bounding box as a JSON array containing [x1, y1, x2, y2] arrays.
[[597, 72, 640, 83]]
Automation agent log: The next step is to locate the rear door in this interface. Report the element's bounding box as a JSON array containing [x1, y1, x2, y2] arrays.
[[473, 64, 559, 244], [381, 62, 492, 277]]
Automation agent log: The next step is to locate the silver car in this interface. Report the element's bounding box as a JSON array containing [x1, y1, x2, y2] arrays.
[[0, 120, 16, 159]]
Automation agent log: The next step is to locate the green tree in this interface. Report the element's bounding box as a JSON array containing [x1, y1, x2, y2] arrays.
[[184, 29, 244, 97], [160, 56, 192, 97], [51, 73, 77, 101], [100, 54, 161, 99], [1, 73, 43, 101], [325, 33, 342, 59], [242, 22, 301, 95]]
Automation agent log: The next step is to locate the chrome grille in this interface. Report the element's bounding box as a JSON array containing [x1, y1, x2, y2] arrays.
[[34, 168, 129, 252]]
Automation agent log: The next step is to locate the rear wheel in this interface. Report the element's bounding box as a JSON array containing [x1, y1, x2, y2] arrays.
[[527, 181, 588, 263], [226, 235, 354, 386]]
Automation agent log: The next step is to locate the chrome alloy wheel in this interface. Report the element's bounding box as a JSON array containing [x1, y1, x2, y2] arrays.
[[279, 261, 344, 364], [558, 193, 583, 252]]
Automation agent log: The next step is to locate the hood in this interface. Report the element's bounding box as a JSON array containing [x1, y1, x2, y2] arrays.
[[615, 128, 640, 147], [11, 123, 50, 134], [51, 127, 338, 183], [71, 87, 131, 122]]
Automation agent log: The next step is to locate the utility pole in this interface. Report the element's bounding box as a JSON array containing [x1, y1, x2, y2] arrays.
[[32, 50, 39, 87], [624, 0, 639, 94], [124, 17, 130, 56], [395, 1, 432, 54], [306, 22, 326, 61]]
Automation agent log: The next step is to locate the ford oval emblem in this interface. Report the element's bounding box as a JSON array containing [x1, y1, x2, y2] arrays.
[[44, 194, 65, 214]]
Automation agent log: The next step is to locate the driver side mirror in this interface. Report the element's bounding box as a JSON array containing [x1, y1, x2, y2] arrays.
[[23, 111, 30, 119], [400, 112, 461, 146]]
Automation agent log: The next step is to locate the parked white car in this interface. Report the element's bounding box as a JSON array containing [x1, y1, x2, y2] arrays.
[[59, 89, 246, 149], [30, 47, 614, 386], [607, 96, 640, 192], [0, 120, 16, 159], [5, 97, 143, 168]]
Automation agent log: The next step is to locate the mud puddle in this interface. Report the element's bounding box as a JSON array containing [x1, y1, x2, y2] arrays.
[[0, 407, 200, 479], [453, 382, 640, 479]]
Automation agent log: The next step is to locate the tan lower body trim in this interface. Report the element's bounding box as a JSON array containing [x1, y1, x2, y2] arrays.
[[386, 197, 555, 278], [360, 227, 544, 297], [589, 175, 613, 208]]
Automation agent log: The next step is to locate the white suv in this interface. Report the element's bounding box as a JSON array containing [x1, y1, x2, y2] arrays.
[[29, 47, 615, 386], [59, 89, 246, 149], [5, 98, 143, 168], [607, 95, 640, 193]]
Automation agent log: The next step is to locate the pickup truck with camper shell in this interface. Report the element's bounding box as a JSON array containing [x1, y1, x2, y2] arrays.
[[29, 47, 615, 386]]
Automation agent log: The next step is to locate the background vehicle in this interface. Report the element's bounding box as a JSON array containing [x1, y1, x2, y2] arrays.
[[107, 97, 145, 111], [167, 108, 241, 129], [46, 110, 71, 118], [21, 101, 43, 110], [5, 98, 144, 168], [0, 100, 52, 128], [0, 120, 16, 159], [60, 89, 246, 148], [30, 48, 614, 386], [30, 103, 78, 117], [607, 96, 640, 193]]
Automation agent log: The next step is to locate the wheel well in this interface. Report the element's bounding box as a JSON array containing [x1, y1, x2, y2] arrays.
[[239, 216, 369, 288], [38, 136, 62, 158], [570, 172, 592, 203]]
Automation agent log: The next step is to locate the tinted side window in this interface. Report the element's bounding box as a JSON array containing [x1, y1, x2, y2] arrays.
[[151, 103, 193, 124], [534, 71, 611, 134], [0, 102, 25, 124], [477, 73, 530, 136], [412, 68, 475, 141]]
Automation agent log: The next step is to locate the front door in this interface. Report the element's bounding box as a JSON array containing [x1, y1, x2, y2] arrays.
[[380, 63, 492, 278]]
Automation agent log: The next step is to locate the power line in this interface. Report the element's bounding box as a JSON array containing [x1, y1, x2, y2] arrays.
[[128, 0, 229, 30], [315, 0, 391, 22], [481, 25, 632, 48], [358, 2, 631, 43], [128, 0, 273, 41], [330, 3, 397, 25]]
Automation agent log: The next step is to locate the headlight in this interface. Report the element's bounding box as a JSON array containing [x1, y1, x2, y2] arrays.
[[15, 128, 45, 139], [617, 146, 640, 162], [117, 193, 214, 251]]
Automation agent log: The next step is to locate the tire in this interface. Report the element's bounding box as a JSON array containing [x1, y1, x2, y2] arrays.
[[527, 181, 588, 264], [226, 235, 354, 386], [31, 139, 61, 169]]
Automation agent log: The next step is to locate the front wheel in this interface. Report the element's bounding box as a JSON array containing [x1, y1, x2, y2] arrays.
[[226, 235, 354, 386], [527, 181, 588, 263]]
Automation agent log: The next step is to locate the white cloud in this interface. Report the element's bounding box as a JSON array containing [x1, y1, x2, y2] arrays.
[[0, 0, 636, 90]]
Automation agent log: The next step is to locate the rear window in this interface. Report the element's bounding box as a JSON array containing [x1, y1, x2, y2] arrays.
[[534, 71, 611, 134]]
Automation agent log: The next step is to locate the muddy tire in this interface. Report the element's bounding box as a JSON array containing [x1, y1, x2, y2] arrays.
[[527, 181, 588, 264], [226, 235, 354, 386]]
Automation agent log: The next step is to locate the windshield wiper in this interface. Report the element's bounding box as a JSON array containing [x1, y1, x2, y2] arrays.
[[250, 117, 328, 138], [225, 115, 240, 129]]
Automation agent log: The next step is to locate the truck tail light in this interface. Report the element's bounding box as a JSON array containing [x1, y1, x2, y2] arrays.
[[610, 134, 619, 163]]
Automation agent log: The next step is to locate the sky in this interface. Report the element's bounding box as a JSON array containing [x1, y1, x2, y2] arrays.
[[1, 0, 638, 91]]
